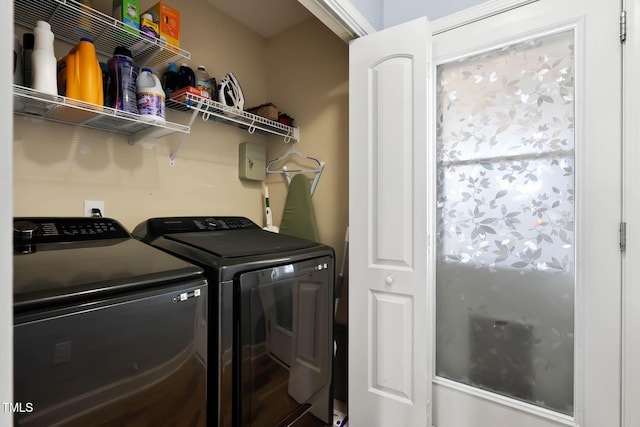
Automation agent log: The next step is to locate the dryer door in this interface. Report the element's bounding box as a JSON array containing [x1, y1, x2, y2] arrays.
[[237, 255, 334, 426]]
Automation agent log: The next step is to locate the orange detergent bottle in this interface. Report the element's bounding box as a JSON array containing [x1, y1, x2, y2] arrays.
[[57, 37, 103, 105]]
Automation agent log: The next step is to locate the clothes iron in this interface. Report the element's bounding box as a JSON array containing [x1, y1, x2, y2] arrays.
[[218, 72, 245, 110]]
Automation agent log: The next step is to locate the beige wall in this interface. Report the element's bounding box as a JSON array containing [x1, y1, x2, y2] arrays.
[[265, 18, 349, 263], [13, 0, 349, 259]]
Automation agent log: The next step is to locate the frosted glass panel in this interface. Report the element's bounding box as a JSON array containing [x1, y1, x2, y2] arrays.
[[435, 30, 575, 415]]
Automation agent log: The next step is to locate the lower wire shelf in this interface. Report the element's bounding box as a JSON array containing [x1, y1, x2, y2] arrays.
[[13, 85, 190, 143], [13, 84, 300, 165]]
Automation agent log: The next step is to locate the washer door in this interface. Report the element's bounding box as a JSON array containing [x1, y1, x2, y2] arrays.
[[14, 281, 208, 426]]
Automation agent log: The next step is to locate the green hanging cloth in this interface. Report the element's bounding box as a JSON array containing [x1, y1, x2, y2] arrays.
[[279, 173, 320, 242]]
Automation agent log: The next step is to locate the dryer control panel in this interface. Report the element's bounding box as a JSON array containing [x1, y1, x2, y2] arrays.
[[134, 216, 260, 241]]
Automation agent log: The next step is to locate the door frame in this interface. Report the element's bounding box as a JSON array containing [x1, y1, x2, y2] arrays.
[[296, 0, 376, 41], [299, 0, 540, 42], [1, 1, 13, 423], [623, 2, 640, 426]]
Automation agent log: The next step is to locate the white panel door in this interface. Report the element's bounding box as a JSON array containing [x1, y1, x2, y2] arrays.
[[348, 17, 432, 427]]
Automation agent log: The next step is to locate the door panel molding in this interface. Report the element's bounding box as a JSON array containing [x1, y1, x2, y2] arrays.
[[369, 291, 414, 403], [369, 55, 414, 269]]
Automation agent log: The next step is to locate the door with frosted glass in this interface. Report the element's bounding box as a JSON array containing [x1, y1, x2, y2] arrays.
[[432, 1, 621, 426]]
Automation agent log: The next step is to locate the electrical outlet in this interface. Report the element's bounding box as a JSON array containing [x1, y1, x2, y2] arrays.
[[84, 200, 105, 218]]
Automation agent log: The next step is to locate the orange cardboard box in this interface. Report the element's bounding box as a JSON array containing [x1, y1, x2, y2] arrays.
[[143, 2, 180, 48], [169, 86, 207, 101]]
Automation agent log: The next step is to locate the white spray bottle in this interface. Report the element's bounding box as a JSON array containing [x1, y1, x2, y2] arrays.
[[32, 20, 58, 98]]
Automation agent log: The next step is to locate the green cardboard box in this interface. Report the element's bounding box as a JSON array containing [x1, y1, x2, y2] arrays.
[[113, 0, 140, 36]]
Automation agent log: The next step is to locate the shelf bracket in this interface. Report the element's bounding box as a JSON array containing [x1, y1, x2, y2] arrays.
[[287, 127, 300, 143], [169, 101, 204, 166], [132, 43, 163, 69], [129, 125, 182, 145]]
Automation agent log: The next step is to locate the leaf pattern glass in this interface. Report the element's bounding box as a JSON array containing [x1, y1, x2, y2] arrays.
[[435, 29, 575, 415]]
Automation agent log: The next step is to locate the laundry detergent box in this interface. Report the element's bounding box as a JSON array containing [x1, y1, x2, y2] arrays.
[[143, 2, 180, 48], [112, 0, 140, 36], [140, 13, 159, 40]]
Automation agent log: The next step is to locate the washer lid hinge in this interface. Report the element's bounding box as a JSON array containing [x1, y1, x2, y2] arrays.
[[621, 10, 627, 43], [621, 222, 627, 252]]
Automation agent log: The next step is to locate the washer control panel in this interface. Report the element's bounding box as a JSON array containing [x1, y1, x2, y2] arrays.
[[14, 217, 129, 244]]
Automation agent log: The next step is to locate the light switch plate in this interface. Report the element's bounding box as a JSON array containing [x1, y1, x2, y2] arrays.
[[239, 142, 266, 181]]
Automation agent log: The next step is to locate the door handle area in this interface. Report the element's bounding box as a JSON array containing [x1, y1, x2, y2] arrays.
[[384, 274, 395, 285]]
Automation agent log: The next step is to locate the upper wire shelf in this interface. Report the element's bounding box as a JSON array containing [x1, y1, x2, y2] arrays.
[[13, 85, 190, 143], [14, 0, 190, 70], [166, 93, 299, 143]]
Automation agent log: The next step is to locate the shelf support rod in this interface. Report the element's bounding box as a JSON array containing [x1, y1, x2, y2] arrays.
[[169, 101, 204, 166]]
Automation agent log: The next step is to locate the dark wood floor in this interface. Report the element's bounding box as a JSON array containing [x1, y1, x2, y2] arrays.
[[295, 412, 329, 427], [294, 400, 347, 427]]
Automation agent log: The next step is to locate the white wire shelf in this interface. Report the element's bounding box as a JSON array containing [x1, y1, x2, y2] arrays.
[[13, 85, 190, 143], [166, 93, 299, 143], [14, 0, 190, 70]]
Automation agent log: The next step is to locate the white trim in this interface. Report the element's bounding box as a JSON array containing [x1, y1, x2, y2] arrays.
[[1, 0, 13, 423], [297, 0, 376, 42], [433, 18, 579, 66], [433, 378, 578, 426], [432, 0, 539, 34], [303, 0, 540, 42], [302, 0, 540, 42], [570, 17, 586, 427], [622, 1, 640, 426]]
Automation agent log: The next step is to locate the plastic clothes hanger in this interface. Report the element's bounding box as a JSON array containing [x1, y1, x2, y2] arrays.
[[266, 148, 325, 196], [266, 148, 322, 173]]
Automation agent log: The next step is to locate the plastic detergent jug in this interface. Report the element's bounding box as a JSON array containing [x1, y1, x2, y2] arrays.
[[22, 33, 34, 87], [14, 35, 23, 85], [57, 37, 103, 105], [100, 62, 112, 107], [107, 46, 138, 114], [161, 62, 179, 97], [195, 65, 212, 98], [32, 20, 57, 98], [178, 63, 195, 89], [136, 68, 165, 124]]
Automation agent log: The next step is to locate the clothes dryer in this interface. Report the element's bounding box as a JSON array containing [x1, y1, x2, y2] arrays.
[[133, 216, 334, 427]]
